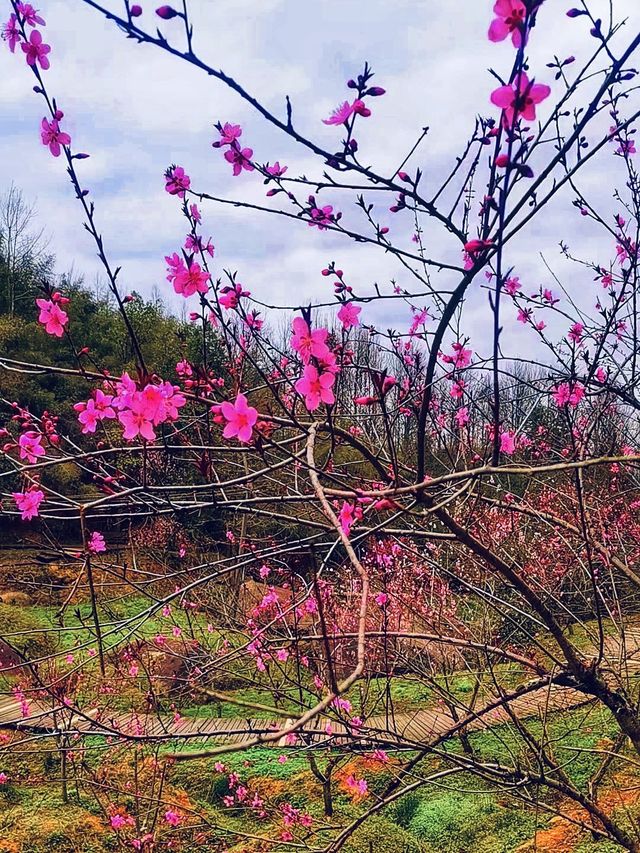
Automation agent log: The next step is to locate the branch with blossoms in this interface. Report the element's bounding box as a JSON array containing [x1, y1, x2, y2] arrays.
[[3, 0, 640, 851]]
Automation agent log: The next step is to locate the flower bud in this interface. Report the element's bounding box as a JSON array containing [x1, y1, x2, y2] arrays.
[[156, 5, 179, 19], [366, 86, 386, 96], [566, 8, 583, 17], [130, 4, 143, 16]]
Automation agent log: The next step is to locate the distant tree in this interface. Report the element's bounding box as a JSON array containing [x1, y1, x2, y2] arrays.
[[0, 183, 53, 316]]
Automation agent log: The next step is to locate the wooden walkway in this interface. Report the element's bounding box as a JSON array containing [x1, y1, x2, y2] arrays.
[[1, 631, 639, 751]]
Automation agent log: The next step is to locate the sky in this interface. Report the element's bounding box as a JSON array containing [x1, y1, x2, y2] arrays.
[[1, 0, 639, 360]]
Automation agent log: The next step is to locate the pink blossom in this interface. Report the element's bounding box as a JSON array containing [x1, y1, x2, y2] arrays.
[[118, 393, 157, 442], [165, 252, 186, 285], [464, 238, 494, 254], [322, 99, 371, 126], [500, 431, 516, 454], [488, 0, 527, 47], [173, 261, 211, 297], [2, 15, 21, 52], [20, 28, 50, 69], [13, 489, 44, 520], [308, 204, 334, 230], [73, 390, 116, 434], [345, 775, 368, 797], [0, 772, 8, 784], [219, 282, 249, 309], [215, 122, 242, 146], [323, 100, 355, 125], [18, 430, 44, 464], [88, 531, 106, 553], [375, 591, 389, 607], [40, 115, 71, 157], [244, 310, 263, 331], [165, 165, 190, 198], [164, 810, 181, 826], [553, 382, 584, 407], [276, 648, 289, 662], [295, 364, 336, 410], [73, 399, 99, 433], [110, 815, 127, 830], [36, 298, 68, 337], [291, 317, 330, 363], [337, 302, 361, 329], [504, 276, 521, 295], [409, 308, 430, 336], [265, 161, 288, 176], [339, 501, 361, 536], [442, 342, 472, 369], [490, 72, 551, 126], [455, 407, 470, 427], [450, 380, 465, 399], [568, 322, 584, 344], [569, 384, 585, 406], [224, 144, 255, 176], [352, 99, 372, 117], [17, 3, 46, 26], [220, 393, 258, 443], [184, 233, 214, 257]]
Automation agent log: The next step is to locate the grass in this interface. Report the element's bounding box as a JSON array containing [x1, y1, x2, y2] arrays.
[[2, 593, 638, 851]]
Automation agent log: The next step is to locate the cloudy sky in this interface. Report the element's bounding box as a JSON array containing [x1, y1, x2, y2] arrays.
[[1, 0, 639, 358]]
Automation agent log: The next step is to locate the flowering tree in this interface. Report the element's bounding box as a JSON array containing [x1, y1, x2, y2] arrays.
[[2, 0, 640, 850]]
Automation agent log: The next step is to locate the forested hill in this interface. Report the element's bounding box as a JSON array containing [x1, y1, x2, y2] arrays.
[[0, 184, 207, 435]]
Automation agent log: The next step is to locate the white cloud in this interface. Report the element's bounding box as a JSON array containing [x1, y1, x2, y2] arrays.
[[0, 0, 638, 363]]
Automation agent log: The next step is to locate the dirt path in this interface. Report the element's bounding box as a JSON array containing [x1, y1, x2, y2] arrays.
[[1, 630, 639, 750]]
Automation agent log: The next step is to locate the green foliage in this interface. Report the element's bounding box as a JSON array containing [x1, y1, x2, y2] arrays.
[[0, 603, 53, 659], [390, 791, 422, 829], [0, 786, 112, 853], [407, 791, 537, 852], [342, 815, 425, 853]]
